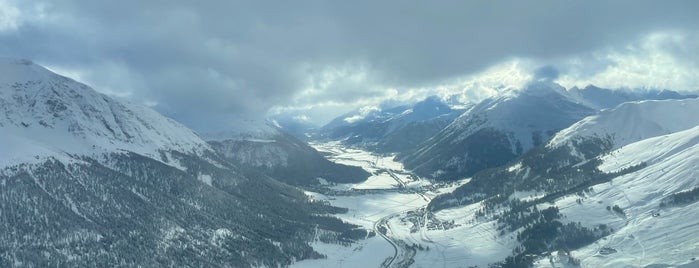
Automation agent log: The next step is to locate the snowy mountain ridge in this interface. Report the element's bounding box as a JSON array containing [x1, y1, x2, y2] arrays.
[[420, 93, 699, 267], [0, 59, 210, 168], [398, 81, 698, 181], [537, 119, 699, 267], [450, 81, 589, 149], [399, 81, 595, 180], [319, 96, 464, 153], [201, 119, 282, 142], [548, 97, 699, 151]]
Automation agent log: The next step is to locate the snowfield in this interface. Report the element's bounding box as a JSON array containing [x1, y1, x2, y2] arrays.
[[312, 141, 411, 190], [549, 98, 699, 150], [296, 143, 495, 268], [387, 202, 517, 268], [296, 143, 431, 267], [537, 122, 699, 267], [0, 59, 211, 169]]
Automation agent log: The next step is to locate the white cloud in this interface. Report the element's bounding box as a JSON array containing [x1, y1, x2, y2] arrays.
[[343, 106, 380, 123], [272, 58, 534, 125], [4, 1, 697, 130], [557, 31, 699, 91], [0, 0, 21, 32]]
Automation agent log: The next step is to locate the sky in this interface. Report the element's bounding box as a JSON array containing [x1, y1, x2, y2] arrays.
[[1, 0, 698, 131]]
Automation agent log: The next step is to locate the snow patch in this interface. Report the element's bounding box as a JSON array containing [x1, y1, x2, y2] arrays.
[[198, 174, 213, 186]]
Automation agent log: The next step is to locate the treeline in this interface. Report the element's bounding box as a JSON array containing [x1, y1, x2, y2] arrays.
[[0, 150, 367, 267], [660, 186, 699, 207], [495, 206, 609, 268]]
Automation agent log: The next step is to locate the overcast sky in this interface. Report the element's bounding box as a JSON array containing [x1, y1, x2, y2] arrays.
[[1, 0, 698, 131]]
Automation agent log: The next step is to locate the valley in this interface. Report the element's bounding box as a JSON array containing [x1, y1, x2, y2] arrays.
[[294, 142, 482, 268], [3, 59, 698, 267]]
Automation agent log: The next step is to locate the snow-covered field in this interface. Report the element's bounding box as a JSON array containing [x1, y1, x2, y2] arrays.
[[312, 141, 413, 190], [295, 143, 431, 267], [295, 142, 496, 268], [386, 202, 517, 268], [536, 124, 699, 268]]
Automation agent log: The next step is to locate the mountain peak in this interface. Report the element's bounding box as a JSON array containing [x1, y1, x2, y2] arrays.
[[0, 58, 57, 85], [0, 58, 33, 65], [548, 98, 699, 150], [201, 119, 282, 142], [0, 60, 209, 167]]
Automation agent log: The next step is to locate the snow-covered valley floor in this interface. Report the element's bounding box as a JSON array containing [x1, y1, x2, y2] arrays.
[[293, 142, 493, 268]]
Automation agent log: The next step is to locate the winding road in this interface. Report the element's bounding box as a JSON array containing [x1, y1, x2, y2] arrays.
[[374, 168, 433, 268], [375, 213, 400, 267], [308, 143, 440, 268]]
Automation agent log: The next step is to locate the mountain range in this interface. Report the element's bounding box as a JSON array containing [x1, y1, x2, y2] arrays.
[[427, 97, 699, 267], [318, 96, 464, 153], [0, 59, 365, 267], [4, 58, 699, 268], [319, 81, 696, 181]]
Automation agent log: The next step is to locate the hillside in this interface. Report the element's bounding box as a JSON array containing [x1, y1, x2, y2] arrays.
[[424, 97, 699, 267], [319, 96, 463, 153], [398, 82, 696, 181], [0, 59, 361, 267], [206, 121, 370, 186]]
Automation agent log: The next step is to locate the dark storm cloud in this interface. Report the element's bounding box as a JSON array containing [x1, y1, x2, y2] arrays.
[[1, 0, 697, 130], [534, 65, 560, 81]]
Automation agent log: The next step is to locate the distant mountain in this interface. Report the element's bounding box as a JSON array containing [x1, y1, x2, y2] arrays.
[[398, 82, 594, 180], [205, 121, 370, 186], [566, 84, 698, 110], [428, 97, 699, 267], [268, 113, 318, 141], [0, 59, 362, 267], [318, 96, 464, 153], [398, 82, 696, 181], [549, 98, 699, 151]]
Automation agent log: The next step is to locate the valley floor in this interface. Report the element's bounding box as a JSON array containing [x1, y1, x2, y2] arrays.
[[293, 142, 504, 268]]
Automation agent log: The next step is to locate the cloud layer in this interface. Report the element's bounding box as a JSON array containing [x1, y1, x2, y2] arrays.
[[1, 0, 697, 129]]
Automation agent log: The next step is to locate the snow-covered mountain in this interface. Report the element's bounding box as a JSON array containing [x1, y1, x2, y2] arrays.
[[549, 98, 699, 151], [0, 59, 209, 168], [543, 123, 699, 268], [0, 59, 363, 267], [426, 97, 699, 267], [268, 113, 319, 141], [205, 121, 370, 186], [398, 82, 594, 180], [398, 82, 696, 181], [565, 84, 697, 111], [319, 96, 464, 153]]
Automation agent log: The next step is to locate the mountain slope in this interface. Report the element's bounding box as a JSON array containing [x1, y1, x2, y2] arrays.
[[549, 98, 699, 151], [399, 82, 697, 181], [206, 122, 370, 186], [536, 124, 699, 267], [0, 59, 360, 267], [399, 82, 594, 180], [425, 97, 699, 267], [0, 59, 208, 168], [319, 96, 463, 153]]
